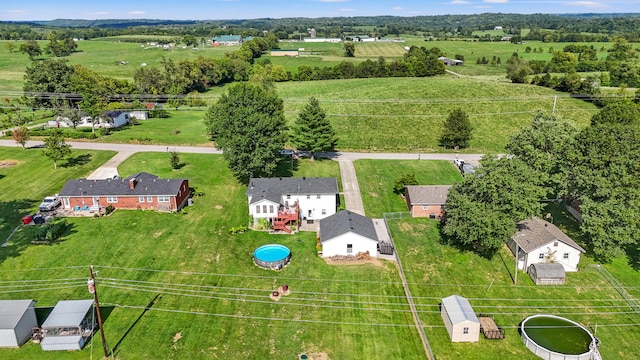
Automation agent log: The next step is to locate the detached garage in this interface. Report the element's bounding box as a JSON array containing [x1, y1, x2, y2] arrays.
[[441, 295, 480, 342], [320, 210, 379, 258], [0, 300, 38, 348]]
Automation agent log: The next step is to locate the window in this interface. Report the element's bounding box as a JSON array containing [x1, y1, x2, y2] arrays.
[[317, 195, 320, 199], [553, 241, 559, 247], [463, 327, 469, 334], [321, 209, 326, 215], [138, 196, 145, 202], [347, 244, 353, 254], [269, 205, 274, 213], [106, 197, 118, 203], [147, 196, 153, 202], [256, 205, 260, 214], [538, 253, 545, 259], [286, 195, 291, 199], [429, 213, 437, 219], [263, 205, 267, 213], [307, 195, 310, 199], [440, 205, 445, 210], [158, 196, 170, 202], [422, 206, 429, 210], [563, 253, 569, 259]]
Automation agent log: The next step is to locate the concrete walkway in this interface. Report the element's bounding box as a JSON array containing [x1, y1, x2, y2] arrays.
[[87, 151, 135, 179], [337, 159, 365, 215]]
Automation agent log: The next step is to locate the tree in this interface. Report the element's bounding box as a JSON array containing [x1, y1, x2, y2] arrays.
[[12, 125, 30, 149], [506, 55, 532, 83], [182, 35, 198, 47], [44, 32, 77, 57], [204, 82, 286, 183], [343, 42, 355, 57], [393, 173, 418, 194], [442, 155, 548, 257], [590, 101, 640, 126], [439, 108, 473, 149], [169, 150, 181, 170], [5, 42, 16, 53], [290, 97, 337, 159], [23, 59, 74, 107], [19, 40, 41, 60], [42, 129, 71, 169]]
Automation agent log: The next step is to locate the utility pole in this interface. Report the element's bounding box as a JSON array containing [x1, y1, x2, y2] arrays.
[[89, 265, 110, 358], [514, 246, 518, 285], [552, 95, 558, 115]]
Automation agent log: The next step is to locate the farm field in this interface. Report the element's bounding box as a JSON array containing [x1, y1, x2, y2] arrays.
[[388, 213, 640, 360], [353, 160, 462, 218], [0, 150, 425, 360], [0, 147, 116, 241]]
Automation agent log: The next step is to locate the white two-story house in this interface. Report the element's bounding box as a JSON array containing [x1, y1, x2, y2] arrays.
[[245, 177, 338, 233]]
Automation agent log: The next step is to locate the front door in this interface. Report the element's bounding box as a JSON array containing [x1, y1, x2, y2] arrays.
[[92, 197, 99, 206], [63, 197, 70, 209]]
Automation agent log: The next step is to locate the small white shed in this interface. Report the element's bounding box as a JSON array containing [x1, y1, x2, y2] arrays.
[[320, 210, 379, 257], [441, 295, 480, 342], [0, 300, 37, 348], [40, 300, 94, 351]]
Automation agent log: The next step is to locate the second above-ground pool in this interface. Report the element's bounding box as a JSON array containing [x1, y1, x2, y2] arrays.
[[520, 314, 597, 360], [253, 244, 291, 270]]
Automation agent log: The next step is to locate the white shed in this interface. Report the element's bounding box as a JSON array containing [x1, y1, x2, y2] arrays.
[[0, 300, 37, 348], [320, 210, 379, 257], [41, 300, 94, 351], [441, 295, 480, 342]]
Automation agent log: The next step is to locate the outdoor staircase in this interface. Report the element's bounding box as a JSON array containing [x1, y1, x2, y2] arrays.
[[272, 202, 299, 234]]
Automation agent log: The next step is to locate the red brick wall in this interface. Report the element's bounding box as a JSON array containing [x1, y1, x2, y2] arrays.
[[411, 205, 445, 219]]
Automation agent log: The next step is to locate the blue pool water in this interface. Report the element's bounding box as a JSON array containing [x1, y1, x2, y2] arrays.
[[253, 244, 291, 269]]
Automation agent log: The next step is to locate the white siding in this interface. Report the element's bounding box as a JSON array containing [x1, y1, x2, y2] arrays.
[[0, 329, 18, 348], [248, 199, 279, 219], [525, 242, 581, 272], [290, 194, 335, 221], [321, 232, 378, 258]]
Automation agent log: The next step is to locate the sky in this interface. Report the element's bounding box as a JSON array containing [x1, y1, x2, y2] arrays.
[[1, 0, 639, 21]]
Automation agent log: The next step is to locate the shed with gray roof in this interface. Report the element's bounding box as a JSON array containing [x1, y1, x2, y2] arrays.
[[0, 300, 37, 348], [319, 210, 379, 257], [441, 295, 480, 342], [528, 262, 566, 285], [41, 300, 94, 351]]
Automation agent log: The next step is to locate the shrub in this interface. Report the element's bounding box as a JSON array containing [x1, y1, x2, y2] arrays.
[[229, 225, 249, 234], [105, 205, 115, 215], [98, 127, 110, 136], [393, 173, 419, 194]]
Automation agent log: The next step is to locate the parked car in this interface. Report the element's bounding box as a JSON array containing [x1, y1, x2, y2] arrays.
[[38, 196, 61, 212]]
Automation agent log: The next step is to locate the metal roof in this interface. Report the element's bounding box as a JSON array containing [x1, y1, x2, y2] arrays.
[[442, 295, 479, 325], [405, 185, 452, 206], [530, 263, 566, 278], [320, 210, 378, 243], [42, 300, 94, 328], [0, 300, 36, 329], [59, 172, 187, 197], [513, 217, 585, 253]]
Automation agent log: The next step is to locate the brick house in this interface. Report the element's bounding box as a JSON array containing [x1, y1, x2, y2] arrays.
[[59, 172, 189, 212], [404, 185, 452, 219]]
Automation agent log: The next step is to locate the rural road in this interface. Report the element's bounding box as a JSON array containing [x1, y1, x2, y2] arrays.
[[0, 139, 484, 214]]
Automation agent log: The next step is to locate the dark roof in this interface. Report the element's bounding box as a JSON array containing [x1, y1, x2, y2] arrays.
[[405, 185, 451, 206], [441, 295, 479, 324], [246, 177, 338, 205], [59, 172, 187, 197], [530, 263, 565, 278], [320, 210, 378, 243], [0, 300, 36, 329], [513, 217, 585, 253]]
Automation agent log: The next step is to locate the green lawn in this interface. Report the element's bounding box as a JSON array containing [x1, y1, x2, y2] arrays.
[[99, 111, 210, 145], [0, 152, 424, 360], [388, 217, 640, 360], [354, 160, 463, 217], [0, 147, 116, 241]]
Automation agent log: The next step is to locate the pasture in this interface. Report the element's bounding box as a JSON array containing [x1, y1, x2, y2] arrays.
[[0, 150, 425, 360], [388, 214, 640, 360]]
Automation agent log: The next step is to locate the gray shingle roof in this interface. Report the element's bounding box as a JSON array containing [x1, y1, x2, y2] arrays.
[[42, 300, 93, 328], [513, 217, 585, 253], [530, 263, 565, 278], [246, 177, 338, 205], [320, 210, 378, 243], [405, 185, 452, 206], [441, 295, 479, 325], [59, 172, 187, 197], [0, 300, 35, 329]]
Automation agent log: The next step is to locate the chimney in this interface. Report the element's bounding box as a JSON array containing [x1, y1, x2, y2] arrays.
[[129, 178, 136, 190]]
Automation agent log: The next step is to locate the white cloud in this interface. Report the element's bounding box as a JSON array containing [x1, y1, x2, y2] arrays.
[[6, 9, 27, 14], [483, 0, 508, 3], [450, 0, 471, 4], [565, 1, 607, 8], [129, 11, 146, 15], [318, 0, 350, 3], [474, 5, 492, 8], [392, 6, 403, 10]]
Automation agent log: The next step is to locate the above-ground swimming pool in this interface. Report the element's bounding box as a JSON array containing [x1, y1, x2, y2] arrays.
[[253, 244, 291, 270], [521, 315, 597, 360]]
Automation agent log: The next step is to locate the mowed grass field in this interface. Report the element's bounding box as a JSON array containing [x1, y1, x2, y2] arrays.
[[0, 150, 425, 360], [388, 216, 640, 360], [354, 160, 462, 218]]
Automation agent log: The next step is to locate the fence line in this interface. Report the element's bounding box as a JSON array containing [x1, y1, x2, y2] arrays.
[[592, 264, 640, 314], [383, 212, 435, 360]]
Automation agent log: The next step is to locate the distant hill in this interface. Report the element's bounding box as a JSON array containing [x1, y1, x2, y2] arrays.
[[32, 19, 197, 28]]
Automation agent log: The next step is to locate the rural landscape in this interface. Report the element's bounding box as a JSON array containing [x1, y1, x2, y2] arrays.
[[1, 6, 640, 360]]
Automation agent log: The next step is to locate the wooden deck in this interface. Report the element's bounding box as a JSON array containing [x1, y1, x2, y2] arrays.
[[479, 316, 505, 340]]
